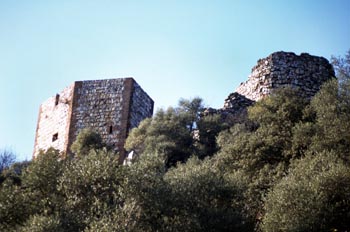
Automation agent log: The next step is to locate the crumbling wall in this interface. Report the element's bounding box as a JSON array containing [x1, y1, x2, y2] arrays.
[[236, 52, 335, 101], [207, 51, 335, 124], [33, 84, 74, 157]]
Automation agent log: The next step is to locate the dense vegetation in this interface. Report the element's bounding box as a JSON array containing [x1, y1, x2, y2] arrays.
[[1, 52, 349, 231]]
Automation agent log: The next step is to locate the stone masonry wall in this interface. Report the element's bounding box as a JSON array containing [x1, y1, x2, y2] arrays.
[[205, 51, 335, 124], [68, 79, 128, 151], [33, 84, 74, 157], [235, 52, 335, 101], [33, 78, 154, 159], [68, 78, 154, 159], [129, 82, 154, 129]]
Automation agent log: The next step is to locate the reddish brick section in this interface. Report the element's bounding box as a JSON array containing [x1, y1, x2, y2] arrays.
[[117, 78, 134, 162], [33, 78, 154, 161]]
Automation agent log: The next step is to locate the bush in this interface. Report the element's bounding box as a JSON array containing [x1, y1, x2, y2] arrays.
[[17, 214, 63, 232], [70, 128, 104, 156], [58, 148, 123, 230], [262, 151, 350, 232]]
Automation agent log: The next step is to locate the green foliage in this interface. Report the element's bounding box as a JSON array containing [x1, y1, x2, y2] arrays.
[[291, 121, 315, 157], [126, 97, 229, 167], [58, 148, 123, 231], [71, 128, 104, 156], [84, 212, 122, 232], [308, 79, 350, 157], [21, 148, 64, 216], [214, 85, 349, 228], [17, 214, 64, 232], [177, 97, 204, 131], [2, 56, 350, 231], [0, 148, 16, 173], [118, 153, 170, 231], [248, 87, 307, 163], [331, 49, 350, 82], [0, 130, 123, 231], [116, 153, 253, 232], [23, 149, 63, 196], [145, 107, 194, 166], [289, 78, 350, 161], [164, 157, 252, 231], [216, 87, 307, 178], [262, 151, 350, 232], [125, 98, 211, 167], [0, 184, 29, 231], [124, 118, 152, 154], [195, 114, 229, 158], [0, 160, 30, 186], [248, 87, 306, 126], [0, 148, 64, 231]]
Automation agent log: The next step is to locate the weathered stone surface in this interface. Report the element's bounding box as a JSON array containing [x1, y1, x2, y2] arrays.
[[33, 78, 154, 161], [208, 51, 335, 123], [33, 85, 74, 156], [235, 51, 334, 101]]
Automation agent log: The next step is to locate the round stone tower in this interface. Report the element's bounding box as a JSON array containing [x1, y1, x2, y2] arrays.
[[235, 51, 335, 101]]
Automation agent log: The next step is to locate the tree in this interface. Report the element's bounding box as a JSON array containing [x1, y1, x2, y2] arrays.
[[58, 148, 123, 231], [331, 49, 350, 82], [124, 118, 152, 155], [118, 153, 170, 231], [17, 214, 63, 232], [195, 114, 229, 159], [247, 87, 307, 164], [0, 130, 125, 231], [70, 128, 104, 156], [213, 87, 309, 228], [216, 87, 307, 175], [262, 151, 350, 231], [112, 152, 252, 232], [0, 160, 30, 186], [0, 148, 64, 231], [177, 97, 204, 132], [0, 184, 29, 231], [125, 98, 207, 167], [0, 148, 16, 173], [21, 148, 65, 217], [294, 78, 350, 158], [164, 157, 252, 231]]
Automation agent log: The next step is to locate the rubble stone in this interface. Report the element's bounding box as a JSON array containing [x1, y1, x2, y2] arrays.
[[206, 51, 335, 123]]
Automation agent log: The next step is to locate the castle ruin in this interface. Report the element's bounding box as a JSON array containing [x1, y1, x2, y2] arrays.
[[33, 78, 154, 161], [235, 52, 334, 101], [33, 52, 335, 161], [205, 52, 335, 122]]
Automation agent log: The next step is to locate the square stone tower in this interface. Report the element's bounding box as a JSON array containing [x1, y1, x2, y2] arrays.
[[33, 78, 154, 161]]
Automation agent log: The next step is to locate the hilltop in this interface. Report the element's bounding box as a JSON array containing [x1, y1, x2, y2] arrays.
[[1, 51, 349, 232]]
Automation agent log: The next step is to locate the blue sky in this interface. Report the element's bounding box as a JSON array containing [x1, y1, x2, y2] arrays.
[[0, 0, 349, 161]]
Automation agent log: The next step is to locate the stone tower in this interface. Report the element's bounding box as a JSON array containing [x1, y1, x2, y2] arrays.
[[33, 78, 154, 161], [204, 52, 335, 123], [235, 52, 334, 101]]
